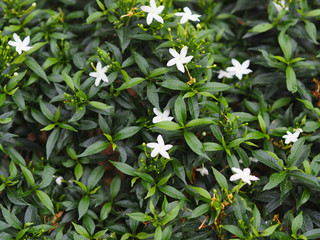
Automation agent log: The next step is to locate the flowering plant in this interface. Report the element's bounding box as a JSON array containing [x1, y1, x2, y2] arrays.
[[0, 0, 320, 239]]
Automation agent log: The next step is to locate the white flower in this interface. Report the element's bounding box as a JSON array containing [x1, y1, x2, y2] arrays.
[[294, 128, 303, 134], [230, 167, 259, 185], [8, 33, 33, 55], [141, 0, 164, 25], [175, 7, 201, 24], [217, 69, 234, 79], [167, 46, 193, 73], [196, 166, 209, 176], [273, 0, 288, 12], [282, 131, 299, 144], [89, 61, 109, 86], [152, 108, 174, 123], [147, 135, 173, 159], [56, 176, 63, 185], [226, 59, 252, 80]]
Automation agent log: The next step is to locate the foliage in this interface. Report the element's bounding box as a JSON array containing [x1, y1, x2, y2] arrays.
[[1, 0, 320, 239]]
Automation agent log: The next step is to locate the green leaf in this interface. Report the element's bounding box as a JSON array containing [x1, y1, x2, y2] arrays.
[[25, 57, 48, 82], [184, 131, 209, 160], [72, 222, 90, 238], [212, 167, 228, 190], [93, 229, 108, 239], [252, 205, 261, 230], [305, 20, 318, 44], [133, 51, 149, 75], [149, 67, 169, 78], [189, 204, 210, 219], [19, 165, 35, 187], [126, 212, 149, 222], [185, 118, 214, 128], [136, 232, 154, 239], [161, 204, 180, 224], [75, 163, 84, 181], [297, 188, 310, 209], [287, 138, 311, 167], [158, 185, 188, 200], [62, 70, 75, 91], [249, 22, 274, 33], [188, 186, 211, 199], [87, 165, 105, 191], [222, 225, 244, 238], [100, 201, 112, 221], [6, 147, 26, 166], [292, 212, 303, 236], [306, 9, 320, 17], [203, 142, 224, 151], [304, 229, 320, 239], [145, 186, 156, 199], [174, 95, 187, 125], [260, 224, 280, 236], [196, 82, 232, 93], [110, 175, 121, 200], [78, 195, 90, 220], [252, 150, 283, 171], [286, 66, 297, 93], [278, 30, 292, 60], [77, 141, 109, 157], [113, 126, 141, 141], [117, 77, 145, 90], [271, 97, 291, 111], [0, 205, 22, 230], [263, 172, 287, 191], [42, 57, 59, 70], [88, 101, 113, 110], [110, 161, 136, 176], [86, 11, 104, 24], [155, 121, 181, 130], [154, 226, 162, 240], [158, 80, 190, 91], [16, 228, 29, 240], [46, 128, 60, 158], [35, 190, 55, 214]]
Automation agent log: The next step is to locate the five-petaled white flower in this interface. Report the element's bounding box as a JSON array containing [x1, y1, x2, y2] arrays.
[[8, 33, 33, 55], [141, 0, 164, 25], [282, 131, 299, 144], [152, 108, 174, 123], [226, 59, 252, 80], [147, 134, 173, 159], [89, 61, 109, 86], [56, 176, 63, 185], [273, 0, 288, 12], [217, 69, 234, 79], [196, 166, 209, 176], [230, 167, 259, 185], [167, 46, 193, 73], [175, 7, 201, 24]]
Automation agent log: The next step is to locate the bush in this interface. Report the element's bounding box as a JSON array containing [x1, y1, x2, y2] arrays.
[[1, 0, 320, 239]]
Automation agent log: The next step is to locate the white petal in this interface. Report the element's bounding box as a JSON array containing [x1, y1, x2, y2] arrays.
[[242, 60, 250, 69], [151, 148, 159, 158], [230, 174, 241, 181], [169, 48, 180, 58], [95, 76, 101, 86], [163, 109, 170, 117], [141, 5, 151, 12], [243, 168, 251, 176], [159, 149, 170, 159], [16, 47, 22, 55], [146, 13, 153, 25], [152, 116, 162, 123], [89, 72, 98, 78], [235, 72, 243, 80], [181, 56, 193, 64], [231, 167, 243, 174], [189, 15, 201, 22], [22, 36, 30, 46], [226, 66, 236, 73], [153, 14, 163, 24], [157, 135, 165, 146], [8, 40, 17, 47], [167, 58, 177, 67], [147, 142, 158, 149], [249, 175, 259, 181], [153, 108, 162, 116], [150, 0, 156, 9], [13, 33, 21, 43], [231, 59, 241, 67], [101, 74, 109, 83], [156, 5, 164, 14], [176, 62, 185, 73], [180, 15, 188, 24], [163, 144, 173, 151], [175, 12, 185, 16], [180, 46, 188, 58]]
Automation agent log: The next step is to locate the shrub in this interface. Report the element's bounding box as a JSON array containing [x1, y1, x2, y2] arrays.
[[1, 0, 320, 239]]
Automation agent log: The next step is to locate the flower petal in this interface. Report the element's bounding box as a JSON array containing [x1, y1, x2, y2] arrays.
[[181, 55, 193, 64], [157, 135, 165, 146], [13, 33, 21, 43], [169, 48, 180, 58], [153, 14, 164, 24], [156, 5, 164, 14], [180, 46, 188, 58], [230, 174, 241, 181], [176, 62, 185, 73], [146, 13, 153, 25], [159, 149, 170, 159], [150, 149, 159, 158], [8, 40, 17, 47], [231, 59, 241, 67], [22, 36, 30, 46], [167, 58, 177, 67], [141, 5, 151, 12]]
